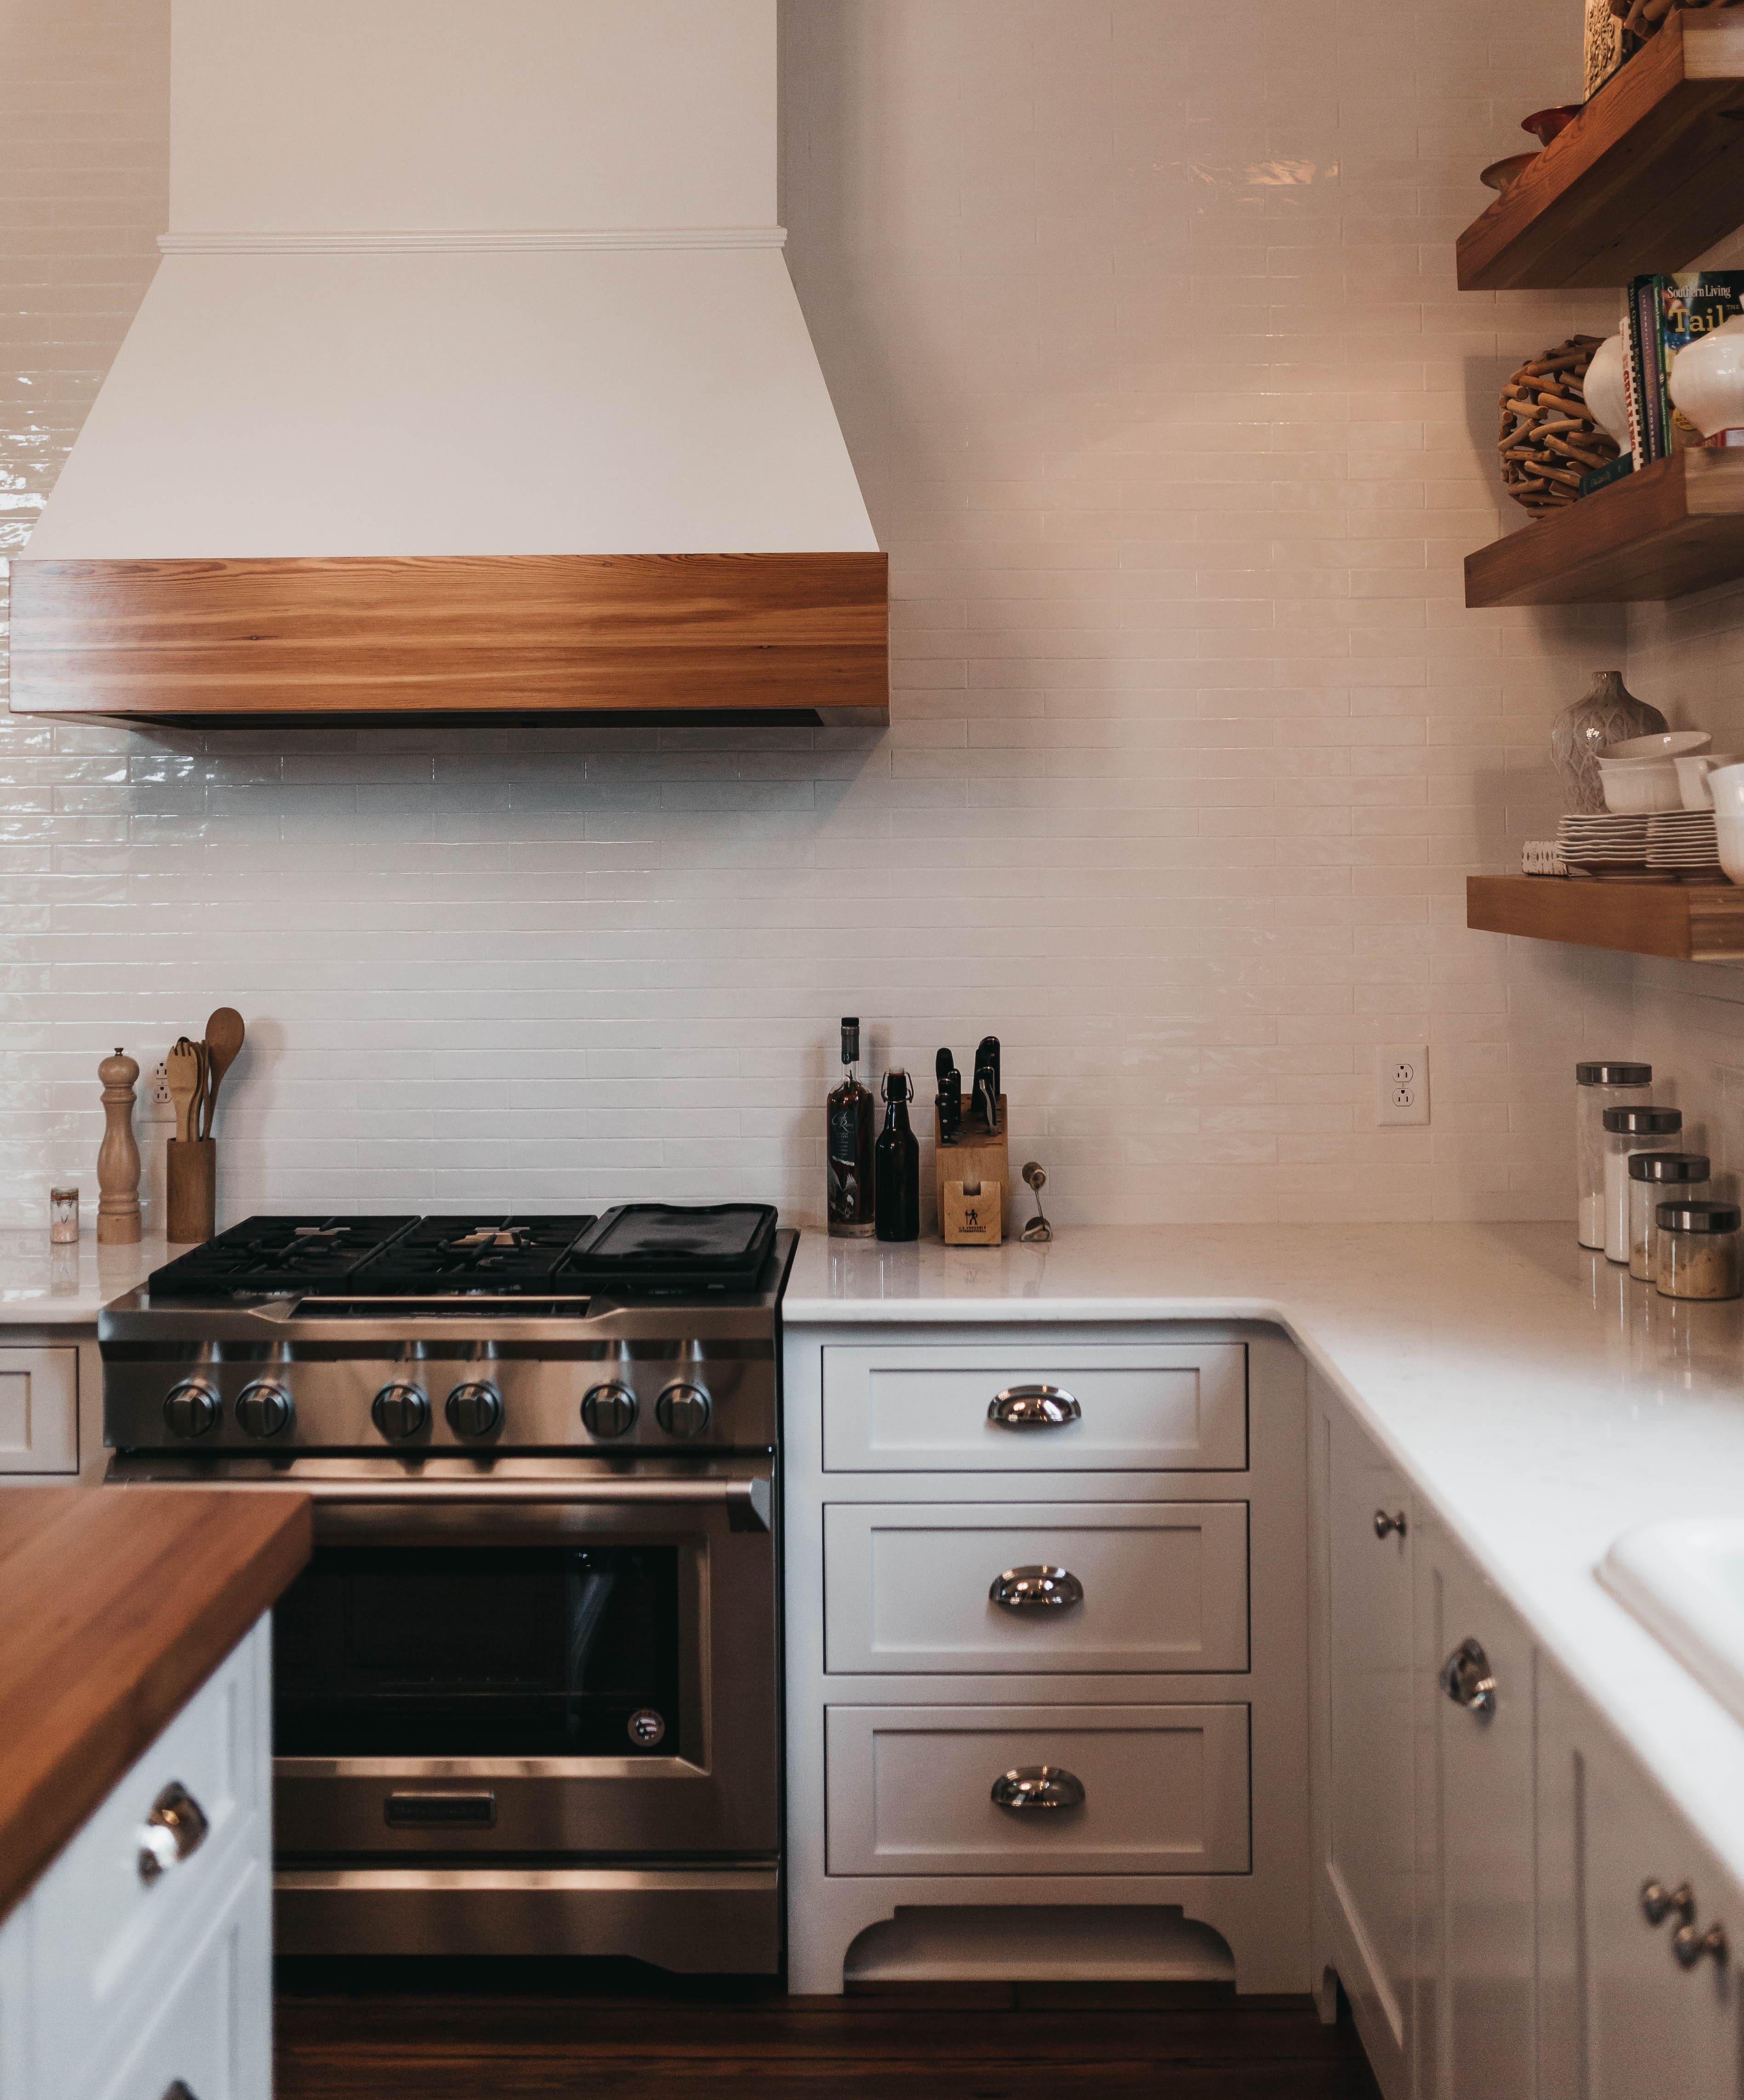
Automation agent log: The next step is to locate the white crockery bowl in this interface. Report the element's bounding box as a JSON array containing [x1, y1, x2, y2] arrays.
[[1676, 753, 1742, 808], [1600, 729, 1712, 761], [1715, 814, 1744, 885], [1582, 332, 1630, 447], [1668, 314, 1744, 441], [1597, 759, 1684, 813], [1706, 761, 1744, 822]]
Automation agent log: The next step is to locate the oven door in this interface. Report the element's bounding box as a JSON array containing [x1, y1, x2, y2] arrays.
[[263, 1462, 777, 1865]]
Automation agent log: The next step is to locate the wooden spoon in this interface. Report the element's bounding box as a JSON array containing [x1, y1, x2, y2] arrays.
[[201, 1008, 245, 1138], [165, 1039, 201, 1145]]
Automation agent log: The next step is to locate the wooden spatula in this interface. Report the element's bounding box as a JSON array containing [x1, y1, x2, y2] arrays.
[[201, 1008, 245, 1138], [165, 1039, 201, 1144]]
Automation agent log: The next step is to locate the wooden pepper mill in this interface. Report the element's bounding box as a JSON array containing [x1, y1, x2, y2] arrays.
[[96, 1048, 142, 1245]]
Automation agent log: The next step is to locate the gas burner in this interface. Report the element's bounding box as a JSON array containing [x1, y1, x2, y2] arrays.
[[146, 1215, 419, 1299], [343, 1215, 597, 1296]]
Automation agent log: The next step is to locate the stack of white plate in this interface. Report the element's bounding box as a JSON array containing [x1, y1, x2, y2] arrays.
[[1647, 809, 1723, 878], [1556, 812, 1653, 877]]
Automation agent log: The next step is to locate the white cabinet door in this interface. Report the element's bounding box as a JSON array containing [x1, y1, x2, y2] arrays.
[[0, 1347, 77, 1474], [1321, 1398, 1415, 2098], [1418, 1523, 1535, 2100]]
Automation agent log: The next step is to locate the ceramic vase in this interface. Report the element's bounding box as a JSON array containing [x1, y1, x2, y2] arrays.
[[1550, 670, 1669, 814], [1668, 314, 1744, 443]]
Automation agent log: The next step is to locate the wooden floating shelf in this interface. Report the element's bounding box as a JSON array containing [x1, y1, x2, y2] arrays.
[[1457, 12, 1744, 291], [1465, 450, 1744, 607], [1468, 874, 1744, 963]]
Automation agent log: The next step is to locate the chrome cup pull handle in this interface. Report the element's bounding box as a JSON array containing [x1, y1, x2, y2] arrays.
[[987, 1384, 1081, 1428], [1442, 1637, 1498, 1717], [136, 1780, 209, 1884], [991, 1765, 1085, 1812], [989, 1564, 1084, 1610]]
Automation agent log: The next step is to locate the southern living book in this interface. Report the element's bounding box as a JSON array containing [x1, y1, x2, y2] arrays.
[[1624, 274, 1744, 462]]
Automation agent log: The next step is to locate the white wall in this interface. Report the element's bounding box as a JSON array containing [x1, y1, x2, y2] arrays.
[[0, 0, 1642, 1233]]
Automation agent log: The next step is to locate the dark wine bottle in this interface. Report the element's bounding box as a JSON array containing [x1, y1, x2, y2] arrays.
[[875, 1069, 920, 1243], [827, 1016, 875, 1238]]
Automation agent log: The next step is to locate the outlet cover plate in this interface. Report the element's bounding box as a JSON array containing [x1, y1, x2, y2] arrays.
[[142, 1057, 176, 1125], [1375, 1044, 1430, 1127]]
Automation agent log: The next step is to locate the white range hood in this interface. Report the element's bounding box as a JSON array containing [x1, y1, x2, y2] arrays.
[[10, 0, 886, 722]]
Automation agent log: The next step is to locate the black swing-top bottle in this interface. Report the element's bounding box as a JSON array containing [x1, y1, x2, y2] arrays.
[[875, 1069, 920, 1243]]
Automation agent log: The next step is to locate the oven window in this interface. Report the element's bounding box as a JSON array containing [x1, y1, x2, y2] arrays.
[[272, 1545, 682, 1758]]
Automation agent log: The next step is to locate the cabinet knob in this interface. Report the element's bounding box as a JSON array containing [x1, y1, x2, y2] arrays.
[[1441, 1637, 1497, 1716], [1642, 1879, 1697, 1929], [991, 1764, 1085, 1812], [1674, 1921, 1729, 1970], [989, 1565, 1084, 1610], [136, 1780, 209, 1884], [987, 1384, 1081, 1429], [1373, 1508, 1407, 1540]]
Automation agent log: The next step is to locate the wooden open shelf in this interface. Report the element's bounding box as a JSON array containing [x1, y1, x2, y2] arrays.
[[1457, 11, 1744, 290], [1468, 875, 1744, 962], [1465, 450, 1744, 607]]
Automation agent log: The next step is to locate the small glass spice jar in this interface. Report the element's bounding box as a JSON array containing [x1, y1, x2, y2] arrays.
[[1601, 1105, 1682, 1263], [1655, 1200, 1744, 1301], [1627, 1152, 1710, 1281], [1576, 1062, 1652, 1249], [49, 1187, 78, 1244]]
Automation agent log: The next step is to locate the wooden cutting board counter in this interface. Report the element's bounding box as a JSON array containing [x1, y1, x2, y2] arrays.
[[0, 1486, 310, 1922]]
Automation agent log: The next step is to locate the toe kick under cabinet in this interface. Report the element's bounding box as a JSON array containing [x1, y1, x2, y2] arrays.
[[781, 1322, 1311, 1995]]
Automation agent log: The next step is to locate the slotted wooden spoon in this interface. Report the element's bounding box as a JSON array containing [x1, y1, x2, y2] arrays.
[[201, 1007, 245, 1138]]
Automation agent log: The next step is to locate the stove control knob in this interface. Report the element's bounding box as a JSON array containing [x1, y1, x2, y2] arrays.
[[582, 1382, 638, 1439], [446, 1381, 502, 1439], [163, 1379, 220, 1439], [656, 1382, 712, 1440], [235, 1380, 293, 1439], [372, 1381, 429, 1441]]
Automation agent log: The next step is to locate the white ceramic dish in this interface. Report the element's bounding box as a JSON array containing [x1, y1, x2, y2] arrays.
[[1706, 762, 1744, 819], [1715, 812, 1744, 884], [1676, 753, 1741, 809], [1597, 759, 1684, 814], [1601, 730, 1712, 762]]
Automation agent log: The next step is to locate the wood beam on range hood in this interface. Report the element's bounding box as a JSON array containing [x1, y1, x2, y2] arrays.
[[6, 551, 889, 723]]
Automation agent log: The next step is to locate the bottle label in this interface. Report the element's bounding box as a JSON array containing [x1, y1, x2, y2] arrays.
[[829, 1103, 864, 1219]]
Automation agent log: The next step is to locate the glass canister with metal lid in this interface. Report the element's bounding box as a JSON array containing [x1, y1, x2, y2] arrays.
[[1627, 1152, 1710, 1282], [1601, 1104, 1682, 1263], [1576, 1061, 1651, 1249], [1655, 1200, 1744, 1301]]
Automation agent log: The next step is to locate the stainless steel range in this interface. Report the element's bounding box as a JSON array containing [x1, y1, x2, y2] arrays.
[[99, 1205, 794, 1972]]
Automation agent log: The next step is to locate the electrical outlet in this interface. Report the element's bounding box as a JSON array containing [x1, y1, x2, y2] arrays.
[[142, 1056, 176, 1125], [1375, 1044, 1430, 1127]]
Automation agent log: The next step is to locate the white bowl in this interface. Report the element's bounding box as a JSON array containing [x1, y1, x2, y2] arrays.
[[1600, 730, 1712, 761], [1706, 761, 1744, 821], [1582, 332, 1630, 447], [1676, 753, 1742, 809], [1669, 314, 1744, 441], [1597, 759, 1684, 813]]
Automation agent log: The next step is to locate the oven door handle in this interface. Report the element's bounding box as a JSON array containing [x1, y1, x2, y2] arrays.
[[120, 1473, 772, 1530]]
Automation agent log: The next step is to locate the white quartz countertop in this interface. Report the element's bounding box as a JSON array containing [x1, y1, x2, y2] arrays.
[[787, 1223, 1744, 1895], [0, 1233, 166, 1324]]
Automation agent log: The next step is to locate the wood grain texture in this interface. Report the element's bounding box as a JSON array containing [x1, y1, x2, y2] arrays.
[[1467, 873, 1744, 961], [8, 552, 890, 720], [0, 1486, 310, 1923], [1457, 12, 1744, 289], [274, 1974, 1383, 2100], [1464, 451, 1744, 607]]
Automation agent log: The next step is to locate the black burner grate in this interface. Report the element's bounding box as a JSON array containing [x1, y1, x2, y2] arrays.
[[147, 1215, 420, 1298], [340, 1215, 597, 1296]]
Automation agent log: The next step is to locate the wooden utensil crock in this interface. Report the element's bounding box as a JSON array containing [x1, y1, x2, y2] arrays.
[[165, 1139, 216, 1244]]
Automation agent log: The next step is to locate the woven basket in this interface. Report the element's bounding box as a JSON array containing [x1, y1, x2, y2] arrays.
[[1498, 337, 1620, 516], [1609, 0, 1744, 35]]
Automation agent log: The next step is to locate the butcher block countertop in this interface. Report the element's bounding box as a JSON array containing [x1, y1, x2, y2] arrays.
[[0, 1485, 311, 1923]]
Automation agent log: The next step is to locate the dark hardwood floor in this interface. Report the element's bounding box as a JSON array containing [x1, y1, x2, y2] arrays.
[[275, 1963, 1384, 2100]]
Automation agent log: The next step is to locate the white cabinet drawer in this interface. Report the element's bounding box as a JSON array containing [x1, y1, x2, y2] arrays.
[[0, 1347, 77, 1475], [824, 1502, 1249, 1675], [94, 1852, 270, 2100], [822, 1344, 1247, 1472], [825, 1703, 1251, 1876], [32, 1623, 266, 2092]]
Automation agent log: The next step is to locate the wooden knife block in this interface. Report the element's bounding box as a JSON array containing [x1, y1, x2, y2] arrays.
[[935, 1095, 1009, 1243], [166, 1138, 216, 1244]]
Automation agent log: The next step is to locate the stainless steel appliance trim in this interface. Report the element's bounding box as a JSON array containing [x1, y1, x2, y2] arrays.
[[275, 1866, 778, 1894], [106, 1467, 771, 1526]]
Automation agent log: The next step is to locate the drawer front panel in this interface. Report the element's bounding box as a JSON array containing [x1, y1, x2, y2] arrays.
[[0, 1346, 77, 1475], [822, 1344, 1247, 1472], [825, 1703, 1251, 1876], [32, 1619, 267, 2083], [824, 1502, 1250, 1674]]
